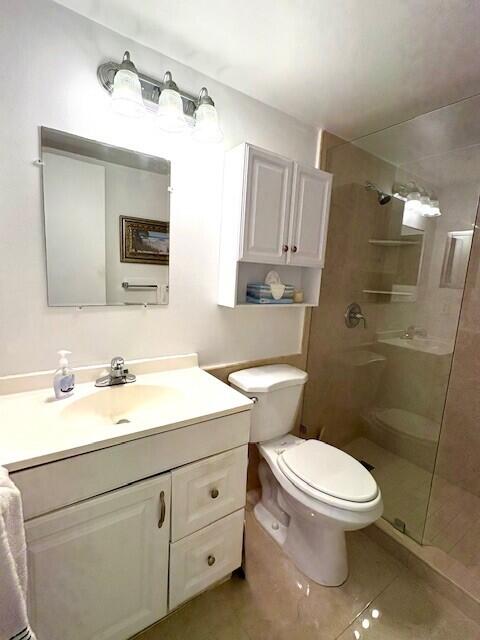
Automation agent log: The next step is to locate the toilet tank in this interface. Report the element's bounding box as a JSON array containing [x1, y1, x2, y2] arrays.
[[228, 365, 308, 443]]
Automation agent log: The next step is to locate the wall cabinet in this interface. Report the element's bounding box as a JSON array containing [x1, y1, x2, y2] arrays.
[[219, 143, 332, 307], [19, 413, 250, 640], [241, 147, 293, 264]]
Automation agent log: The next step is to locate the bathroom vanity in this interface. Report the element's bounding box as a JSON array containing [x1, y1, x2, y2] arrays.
[[0, 354, 252, 640]]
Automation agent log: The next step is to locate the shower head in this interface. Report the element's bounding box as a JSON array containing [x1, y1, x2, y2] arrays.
[[365, 181, 392, 206]]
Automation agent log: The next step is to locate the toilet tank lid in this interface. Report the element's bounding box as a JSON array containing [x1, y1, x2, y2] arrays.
[[228, 365, 308, 392]]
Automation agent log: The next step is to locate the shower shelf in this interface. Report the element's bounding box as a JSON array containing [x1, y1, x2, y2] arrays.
[[362, 289, 414, 296], [368, 239, 421, 246]]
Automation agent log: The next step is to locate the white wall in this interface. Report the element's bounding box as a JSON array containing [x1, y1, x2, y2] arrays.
[[43, 151, 107, 305], [105, 164, 170, 305], [0, 0, 317, 376]]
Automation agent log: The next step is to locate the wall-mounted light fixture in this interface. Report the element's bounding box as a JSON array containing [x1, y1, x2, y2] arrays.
[[98, 51, 223, 143], [393, 181, 442, 218]]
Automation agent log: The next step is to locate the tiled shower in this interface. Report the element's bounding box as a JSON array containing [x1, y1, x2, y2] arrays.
[[304, 95, 480, 598]]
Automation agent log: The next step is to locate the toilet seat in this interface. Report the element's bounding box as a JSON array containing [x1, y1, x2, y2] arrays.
[[277, 439, 380, 512]]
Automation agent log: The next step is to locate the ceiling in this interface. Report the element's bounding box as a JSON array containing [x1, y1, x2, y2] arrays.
[[54, 0, 480, 140]]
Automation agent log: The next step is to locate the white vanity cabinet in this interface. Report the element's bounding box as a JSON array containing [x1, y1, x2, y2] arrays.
[[26, 474, 171, 640], [14, 410, 250, 640], [218, 143, 332, 307]]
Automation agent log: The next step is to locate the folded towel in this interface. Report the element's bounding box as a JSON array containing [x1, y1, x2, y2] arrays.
[[247, 284, 294, 300], [246, 296, 294, 304], [247, 283, 295, 292], [0, 467, 36, 640]]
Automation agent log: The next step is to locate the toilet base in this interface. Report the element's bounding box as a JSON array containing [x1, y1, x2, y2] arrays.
[[281, 497, 349, 587], [253, 501, 287, 547], [255, 460, 349, 586]]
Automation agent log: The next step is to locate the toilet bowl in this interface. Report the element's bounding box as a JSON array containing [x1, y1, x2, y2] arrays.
[[229, 364, 383, 587]]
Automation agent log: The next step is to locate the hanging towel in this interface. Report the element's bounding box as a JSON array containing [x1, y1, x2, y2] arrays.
[[0, 467, 36, 640]]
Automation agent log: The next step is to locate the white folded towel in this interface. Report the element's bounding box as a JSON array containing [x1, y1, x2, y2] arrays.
[[0, 467, 36, 640]]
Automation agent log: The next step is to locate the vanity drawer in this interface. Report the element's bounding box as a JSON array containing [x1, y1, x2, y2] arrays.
[[169, 508, 244, 610], [171, 445, 248, 541]]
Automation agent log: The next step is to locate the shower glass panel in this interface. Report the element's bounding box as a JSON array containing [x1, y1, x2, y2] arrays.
[[304, 95, 480, 543]]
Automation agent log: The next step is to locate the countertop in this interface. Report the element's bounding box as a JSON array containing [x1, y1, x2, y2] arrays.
[[0, 360, 252, 472]]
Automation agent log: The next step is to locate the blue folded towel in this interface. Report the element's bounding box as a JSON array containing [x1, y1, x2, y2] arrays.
[[246, 296, 294, 304], [247, 283, 294, 300]]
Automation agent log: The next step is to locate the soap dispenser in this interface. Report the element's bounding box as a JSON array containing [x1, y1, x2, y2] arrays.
[[53, 350, 75, 399]]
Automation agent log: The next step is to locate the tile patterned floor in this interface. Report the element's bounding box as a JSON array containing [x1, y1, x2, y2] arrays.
[[345, 436, 480, 596], [134, 509, 480, 640], [344, 437, 432, 542]]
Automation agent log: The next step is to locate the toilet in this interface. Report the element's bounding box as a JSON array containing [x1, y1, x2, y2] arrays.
[[229, 364, 383, 587]]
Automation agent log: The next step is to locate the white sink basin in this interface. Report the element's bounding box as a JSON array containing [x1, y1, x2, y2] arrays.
[[0, 355, 253, 471], [61, 384, 183, 426]]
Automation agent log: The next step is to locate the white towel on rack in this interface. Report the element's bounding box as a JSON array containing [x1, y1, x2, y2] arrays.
[[0, 467, 36, 640]]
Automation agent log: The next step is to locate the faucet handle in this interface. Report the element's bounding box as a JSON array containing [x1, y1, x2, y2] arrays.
[[111, 356, 125, 371]]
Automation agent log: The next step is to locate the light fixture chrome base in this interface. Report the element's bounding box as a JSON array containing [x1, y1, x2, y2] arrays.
[[97, 60, 198, 119]]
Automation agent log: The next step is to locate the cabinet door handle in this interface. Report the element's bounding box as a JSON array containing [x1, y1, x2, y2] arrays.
[[207, 554, 216, 566], [291, 245, 298, 253], [282, 244, 289, 253], [210, 488, 219, 499], [158, 490, 166, 528]]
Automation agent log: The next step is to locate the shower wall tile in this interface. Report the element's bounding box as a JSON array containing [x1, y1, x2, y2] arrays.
[[303, 139, 397, 445], [429, 213, 480, 499]]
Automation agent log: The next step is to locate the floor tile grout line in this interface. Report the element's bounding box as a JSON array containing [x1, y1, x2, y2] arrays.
[[333, 572, 402, 640]]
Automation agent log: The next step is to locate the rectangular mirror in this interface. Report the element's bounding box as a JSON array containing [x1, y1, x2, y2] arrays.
[[41, 128, 170, 306]]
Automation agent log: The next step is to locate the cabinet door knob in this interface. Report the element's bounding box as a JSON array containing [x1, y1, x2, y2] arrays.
[[210, 488, 219, 499], [282, 244, 289, 253], [291, 245, 298, 253], [157, 491, 166, 528], [207, 554, 216, 566]]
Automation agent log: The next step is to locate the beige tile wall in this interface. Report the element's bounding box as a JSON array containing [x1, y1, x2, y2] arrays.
[[429, 208, 480, 499], [303, 133, 402, 445]]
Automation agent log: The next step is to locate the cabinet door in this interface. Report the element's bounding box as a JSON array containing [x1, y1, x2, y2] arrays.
[[241, 146, 293, 264], [287, 164, 332, 267], [26, 474, 171, 640]]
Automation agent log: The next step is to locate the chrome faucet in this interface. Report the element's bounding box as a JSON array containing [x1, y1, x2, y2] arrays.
[[95, 356, 136, 387], [401, 325, 427, 340]]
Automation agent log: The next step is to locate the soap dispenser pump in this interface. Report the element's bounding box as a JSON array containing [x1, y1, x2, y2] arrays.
[[53, 350, 75, 400]]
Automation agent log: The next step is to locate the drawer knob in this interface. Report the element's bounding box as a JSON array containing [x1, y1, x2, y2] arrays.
[[207, 554, 216, 566], [210, 488, 219, 499]]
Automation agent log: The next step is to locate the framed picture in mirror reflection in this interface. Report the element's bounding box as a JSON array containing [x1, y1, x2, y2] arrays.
[[120, 216, 170, 265]]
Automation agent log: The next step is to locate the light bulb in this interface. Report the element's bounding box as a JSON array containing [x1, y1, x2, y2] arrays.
[[419, 195, 431, 216], [111, 51, 145, 118], [193, 103, 223, 143], [157, 72, 188, 133], [425, 199, 442, 217], [193, 87, 223, 144], [406, 191, 421, 206]]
